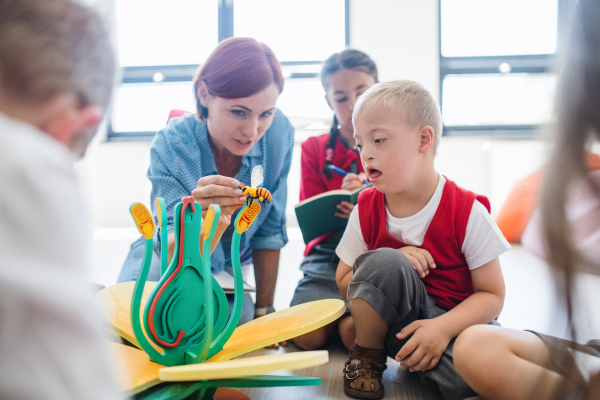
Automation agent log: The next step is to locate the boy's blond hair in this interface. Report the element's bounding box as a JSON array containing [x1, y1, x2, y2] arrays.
[[0, 0, 116, 110], [353, 80, 443, 154]]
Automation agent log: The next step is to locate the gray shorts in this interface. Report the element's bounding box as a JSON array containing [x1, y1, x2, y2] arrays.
[[348, 248, 494, 400]]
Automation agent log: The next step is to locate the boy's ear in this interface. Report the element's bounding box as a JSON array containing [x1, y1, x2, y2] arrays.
[[42, 94, 103, 150], [73, 105, 103, 133], [418, 126, 435, 154]]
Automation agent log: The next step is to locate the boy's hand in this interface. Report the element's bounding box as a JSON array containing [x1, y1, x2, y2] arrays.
[[398, 246, 436, 278], [334, 201, 354, 219], [395, 319, 453, 372], [341, 172, 368, 191]]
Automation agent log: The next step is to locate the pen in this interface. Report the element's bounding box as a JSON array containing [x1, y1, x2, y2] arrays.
[[327, 164, 370, 185]]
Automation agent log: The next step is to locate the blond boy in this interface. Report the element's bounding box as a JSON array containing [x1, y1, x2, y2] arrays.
[[0, 0, 119, 399], [336, 80, 510, 399]]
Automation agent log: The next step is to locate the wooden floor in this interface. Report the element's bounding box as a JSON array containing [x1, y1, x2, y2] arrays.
[[92, 231, 600, 399], [235, 341, 443, 400]]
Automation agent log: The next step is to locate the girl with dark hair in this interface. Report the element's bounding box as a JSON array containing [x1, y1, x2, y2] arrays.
[[291, 49, 378, 351], [118, 37, 294, 325], [453, 0, 600, 398]]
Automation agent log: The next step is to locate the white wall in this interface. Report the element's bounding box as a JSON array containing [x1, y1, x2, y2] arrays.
[[350, 0, 440, 100]]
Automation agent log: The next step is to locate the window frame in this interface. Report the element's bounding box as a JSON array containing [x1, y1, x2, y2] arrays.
[[438, 0, 576, 138], [107, 0, 349, 142]]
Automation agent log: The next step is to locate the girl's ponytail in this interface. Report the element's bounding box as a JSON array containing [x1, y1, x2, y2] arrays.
[[322, 115, 340, 179]]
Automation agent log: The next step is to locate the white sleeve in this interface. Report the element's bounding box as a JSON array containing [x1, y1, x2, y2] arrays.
[[462, 200, 511, 270], [335, 204, 369, 266], [0, 135, 120, 400]]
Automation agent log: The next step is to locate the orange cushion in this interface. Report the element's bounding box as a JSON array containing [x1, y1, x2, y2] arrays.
[[495, 151, 600, 243], [588, 151, 600, 171], [495, 169, 545, 243]]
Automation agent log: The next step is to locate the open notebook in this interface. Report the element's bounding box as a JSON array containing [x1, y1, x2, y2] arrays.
[[213, 269, 255, 294], [294, 184, 372, 244]]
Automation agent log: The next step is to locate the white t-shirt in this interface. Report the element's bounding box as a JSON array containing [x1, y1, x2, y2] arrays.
[[336, 174, 511, 269], [0, 112, 120, 400]]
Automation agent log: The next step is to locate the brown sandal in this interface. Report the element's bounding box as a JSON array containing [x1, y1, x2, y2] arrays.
[[343, 344, 388, 399]]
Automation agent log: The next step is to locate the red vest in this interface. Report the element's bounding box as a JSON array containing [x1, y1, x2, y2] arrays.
[[357, 177, 491, 311]]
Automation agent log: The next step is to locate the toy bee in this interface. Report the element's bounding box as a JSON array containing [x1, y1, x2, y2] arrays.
[[241, 165, 272, 206]]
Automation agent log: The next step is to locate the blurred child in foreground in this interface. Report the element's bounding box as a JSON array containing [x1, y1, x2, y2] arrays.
[[453, 0, 600, 399], [0, 0, 119, 398]]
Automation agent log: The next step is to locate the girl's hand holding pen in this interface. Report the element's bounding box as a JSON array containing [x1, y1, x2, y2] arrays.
[[328, 164, 370, 185], [334, 171, 368, 219], [341, 172, 368, 192]]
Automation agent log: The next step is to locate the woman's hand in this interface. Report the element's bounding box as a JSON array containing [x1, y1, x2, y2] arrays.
[[334, 201, 354, 219], [192, 175, 247, 218], [198, 210, 234, 257], [201, 212, 233, 243], [341, 172, 368, 192]]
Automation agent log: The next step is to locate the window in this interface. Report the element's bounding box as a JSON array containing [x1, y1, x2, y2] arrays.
[[108, 0, 348, 141], [234, 0, 345, 62], [116, 0, 218, 67], [112, 82, 195, 134], [439, 0, 575, 136], [442, 73, 557, 127], [441, 0, 557, 58]]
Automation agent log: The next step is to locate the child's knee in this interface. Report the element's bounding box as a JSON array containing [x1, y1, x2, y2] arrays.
[[339, 316, 355, 349], [454, 325, 496, 375], [348, 297, 375, 314], [292, 327, 329, 350], [353, 248, 414, 283]]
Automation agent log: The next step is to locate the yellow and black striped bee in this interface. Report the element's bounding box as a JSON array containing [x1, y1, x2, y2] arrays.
[[241, 165, 272, 206]]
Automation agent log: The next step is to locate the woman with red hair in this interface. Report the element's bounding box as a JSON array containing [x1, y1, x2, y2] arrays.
[[118, 37, 293, 324]]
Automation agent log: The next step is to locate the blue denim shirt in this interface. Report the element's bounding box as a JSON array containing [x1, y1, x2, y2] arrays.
[[147, 109, 293, 272]]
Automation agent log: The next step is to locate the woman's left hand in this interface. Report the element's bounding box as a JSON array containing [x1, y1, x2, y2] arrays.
[[201, 212, 233, 242]]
